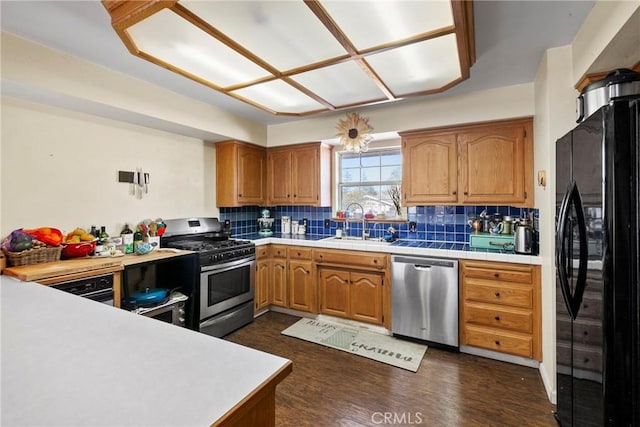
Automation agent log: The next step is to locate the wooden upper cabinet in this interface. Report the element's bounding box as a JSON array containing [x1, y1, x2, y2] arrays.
[[267, 150, 292, 205], [458, 119, 532, 206], [267, 142, 331, 206], [291, 146, 320, 205], [216, 141, 266, 207], [402, 133, 458, 204], [400, 117, 534, 208]]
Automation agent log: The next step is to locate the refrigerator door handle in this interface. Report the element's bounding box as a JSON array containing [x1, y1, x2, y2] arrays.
[[556, 183, 574, 317], [573, 184, 589, 315], [556, 181, 589, 319]]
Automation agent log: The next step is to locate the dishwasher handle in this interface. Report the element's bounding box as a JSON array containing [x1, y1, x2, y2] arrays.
[[392, 256, 457, 269]]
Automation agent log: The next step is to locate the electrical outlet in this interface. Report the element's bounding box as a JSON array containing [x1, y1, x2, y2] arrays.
[[324, 218, 331, 229], [409, 221, 417, 232]]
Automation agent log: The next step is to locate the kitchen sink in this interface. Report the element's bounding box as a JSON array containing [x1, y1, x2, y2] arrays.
[[322, 236, 392, 245]]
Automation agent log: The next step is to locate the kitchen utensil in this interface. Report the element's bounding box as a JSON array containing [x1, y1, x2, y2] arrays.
[[467, 219, 482, 232], [501, 216, 513, 235], [127, 287, 168, 307], [514, 218, 534, 254], [257, 209, 274, 236], [281, 216, 291, 234], [489, 222, 504, 234], [135, 242, 153, 255], [61, 240, 96, 259]]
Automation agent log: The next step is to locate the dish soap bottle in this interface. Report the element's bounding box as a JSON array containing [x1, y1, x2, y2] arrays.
[[121, 223, 134, 254]]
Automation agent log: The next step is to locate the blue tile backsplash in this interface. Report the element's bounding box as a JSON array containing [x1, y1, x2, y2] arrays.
[[219, 205, 540, 246]]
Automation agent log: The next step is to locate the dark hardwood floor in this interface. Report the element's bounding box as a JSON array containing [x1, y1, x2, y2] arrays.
[[226, 312, 556, 427]]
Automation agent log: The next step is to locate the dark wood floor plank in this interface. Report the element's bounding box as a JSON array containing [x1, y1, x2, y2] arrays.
[[226, 312, 556, 427]]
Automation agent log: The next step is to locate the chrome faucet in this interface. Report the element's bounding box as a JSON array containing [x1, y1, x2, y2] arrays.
[[345, 202, 366, 240]]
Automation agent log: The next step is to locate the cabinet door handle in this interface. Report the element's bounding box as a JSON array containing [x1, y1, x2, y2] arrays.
[[239, 193, 242, 197], [494, 273, 500, 278], [452, 191, 457, 195], [495, 340, 501, 346], [464, 191, 468, 195], [494, 316, 500, 321], [494, 292, 501, 298], [293, 194, 297, 198]]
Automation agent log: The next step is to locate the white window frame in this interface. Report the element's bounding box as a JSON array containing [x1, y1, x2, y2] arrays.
[[334, 145, 402, 215]]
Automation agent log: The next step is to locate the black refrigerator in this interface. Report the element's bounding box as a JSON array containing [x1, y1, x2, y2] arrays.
[[555, 92, 639, 426]]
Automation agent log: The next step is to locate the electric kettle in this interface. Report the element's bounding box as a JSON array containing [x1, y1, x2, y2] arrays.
[[514, 218, 534, 254]]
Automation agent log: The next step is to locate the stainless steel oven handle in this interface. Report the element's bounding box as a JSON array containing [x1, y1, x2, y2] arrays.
[[200, 256, 256, 273]]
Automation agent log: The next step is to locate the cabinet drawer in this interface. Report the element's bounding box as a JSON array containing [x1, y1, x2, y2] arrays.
[[288, 247, 312, 260], [464, 325, 533, 358], [462, 261, 533, 284], [271, 245, 287, 258], [313, 249, 387, 270], [464, 303, 532, 334], [256, 246, 270, 259], [465, 279, 533, 309]]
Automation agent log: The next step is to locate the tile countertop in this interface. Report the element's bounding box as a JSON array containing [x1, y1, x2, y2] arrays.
[[236, 233, 542, 265]]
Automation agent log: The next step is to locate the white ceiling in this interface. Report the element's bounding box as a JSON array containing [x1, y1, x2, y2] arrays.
[[1, 1, 595, 126]]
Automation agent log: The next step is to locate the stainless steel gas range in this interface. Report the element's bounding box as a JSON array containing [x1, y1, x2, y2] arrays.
[[161, 217, 255, 337]]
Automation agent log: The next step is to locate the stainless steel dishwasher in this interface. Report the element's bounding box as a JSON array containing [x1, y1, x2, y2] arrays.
[[391, 255, 459, 348]]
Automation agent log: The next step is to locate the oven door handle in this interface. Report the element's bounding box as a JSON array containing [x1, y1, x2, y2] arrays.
[[200, 256, 256, 273]]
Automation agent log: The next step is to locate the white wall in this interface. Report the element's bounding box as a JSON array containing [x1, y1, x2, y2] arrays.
[[1, 97, 217, 237], [268, 83, 535, 145], [1, 32, 267, 146], [533, 46, 579, 403]]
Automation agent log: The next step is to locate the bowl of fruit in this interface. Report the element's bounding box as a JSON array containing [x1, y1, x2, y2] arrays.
[[62, 228, 97, 259]]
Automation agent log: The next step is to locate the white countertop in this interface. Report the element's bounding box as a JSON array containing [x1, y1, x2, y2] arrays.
[[0, 276, 291, 426], [247, 235, 542, 265]]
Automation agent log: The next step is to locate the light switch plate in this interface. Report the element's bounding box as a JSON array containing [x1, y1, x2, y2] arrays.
[[538, 170, 546, 187]]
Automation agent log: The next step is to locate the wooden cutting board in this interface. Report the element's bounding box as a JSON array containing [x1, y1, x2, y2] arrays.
[[2, 257, 124, 282]]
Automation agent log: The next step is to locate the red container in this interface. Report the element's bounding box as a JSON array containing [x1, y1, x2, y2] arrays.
[[61, 240, 96, 259]]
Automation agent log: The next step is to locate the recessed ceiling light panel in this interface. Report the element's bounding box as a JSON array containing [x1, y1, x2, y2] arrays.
[[320, 0, 454, 50], [291, 61, 387, 107], [182, 1, 347, 71], [102, 0, 474, 116], [128, 9, 271, 87], [232, 80, 325, 114], [367, 34, 462, 95]]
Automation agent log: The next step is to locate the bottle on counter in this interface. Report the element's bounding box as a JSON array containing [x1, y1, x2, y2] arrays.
[[120, 223, 134, 254], [94, 226, 105, 255], [133, 227, 143, 252], [99, 226, 109, 242]]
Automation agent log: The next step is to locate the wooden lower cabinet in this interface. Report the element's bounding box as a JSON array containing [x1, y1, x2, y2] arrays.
[[317, 266, 384, 326], [255, 259, 270, 312], [254, 246, 270, 313], [288, 259, 315, 312], [459, 260, 541, 360], [271, 258, 288, 307], [318, 268, 350, 318], [254, 245, 388, 326], [349, 271, 384, 325]]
